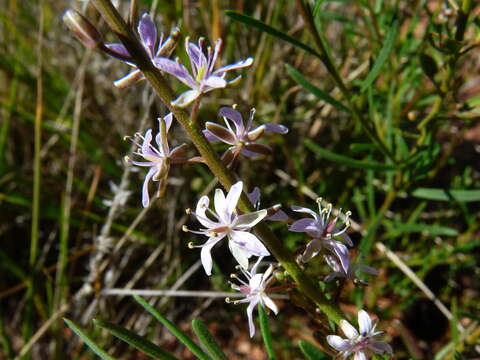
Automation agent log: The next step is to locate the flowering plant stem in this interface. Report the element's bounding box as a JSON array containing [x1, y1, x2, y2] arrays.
[[91, 0, 345, 324]]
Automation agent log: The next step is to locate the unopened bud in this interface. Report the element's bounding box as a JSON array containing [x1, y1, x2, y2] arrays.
[[63, 10, 103, 49]]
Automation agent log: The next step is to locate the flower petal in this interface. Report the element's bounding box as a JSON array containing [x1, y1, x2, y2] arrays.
[[354, 352, 367, 360], [214, 188, 229, 224], [203, 75, 227, 89], [246, 298, 260, 337], [340, 319, 359, 339], [138, 13, 157, 56], [326, 335, 351, 351], [267, 209, 288, 222], [247, 187, 261, 208], [262, 295, 278, 315], [219, 107, 245, 135], [226, 181, 243, 216], [105, 43, 131, 58], [263, 123, 289, 134], [186, 39, 207, 72], [301, 239, 323, 263], [356, 265, 379, 276], [214, 57, 254, 76], [325, 240, 350, 274], [228, 239, 250, 269], [230, 231, 269, 257], [358, 310, 373, 335], [114, 69, 143, 88], [369, 341, 393, 354], [171, 89, 201, 108], [200, 237, 222, 276], [291, 205, 322, 221], [289, 218, 317, 233], [234, 210, 268, 230], [142, 167, 157, 207], [195, 195, 218, 228], [341, 233, 354, 247], [205, 122, 236, 144], [153, 58, 197, 88], [242, 143, 272, 156]]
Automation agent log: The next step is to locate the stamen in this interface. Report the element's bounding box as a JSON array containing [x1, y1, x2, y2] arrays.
[[187, 242, 195, 248], [230, 273, 237, 278], [225, 297, 231, 303], [182, 225, 189, 232], [123, 135, 131, 141], [124, 156, 131, 163], [186, 208, 192, 214]]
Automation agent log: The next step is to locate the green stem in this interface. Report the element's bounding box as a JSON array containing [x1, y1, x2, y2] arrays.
[[91, 0, 344, 324]]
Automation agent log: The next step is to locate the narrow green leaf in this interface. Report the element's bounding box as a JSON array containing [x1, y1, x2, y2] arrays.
[[258, 306, 276, 359], [93, 319, 179, 360], [298, 340, 328, 360], [305, 139, 397, 171], [133, 296, 211, 360], [191, 319, 228, 360], [411, 188, 480, 202], [361, 17, 399, 92], [63, 318, 117, 360], [286, 64, 350, 113], [225, 11, 322, 58]]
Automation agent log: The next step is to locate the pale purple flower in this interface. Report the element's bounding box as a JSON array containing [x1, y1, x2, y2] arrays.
[[228, 257, 279, 338], [289, 198, 353, 272], [327, 310, 393, 360], [184, 181, 269, 275], [105, 13, 178, 88], [324, 254, 378, 285], [154, 38, 253, 107], [126, 113, 199, 207], [247, 187, 288, 221], [204, 107, 288, 165]]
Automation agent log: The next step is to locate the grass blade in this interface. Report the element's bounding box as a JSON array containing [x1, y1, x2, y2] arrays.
[[225, 11, 322, 58], [191, 319, 228, 360], [93, 319, 178, 360], [387, 221, 459, 237], [258, 306, 276, 359], [305, 139, 397, 171], [63, 318, 117, 360], [133, 296, 211, 360], [411, 188, 480, 202], [361, 17, 399, 92], [285, 64, 350, 113], [298, 340, 327, 360]]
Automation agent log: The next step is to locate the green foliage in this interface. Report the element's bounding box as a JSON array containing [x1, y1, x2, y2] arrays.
[[258, 305, 276, 359], [298, 340, 328, 360], [191, 319, 228, 360]]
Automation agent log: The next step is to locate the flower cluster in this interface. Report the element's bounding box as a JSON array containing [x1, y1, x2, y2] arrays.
[[154, 38, 253, 107], [65, 10, 392, 354], [327, 310, 392, 360], [204, 107, 288, 165], [183, 181, 270, 275], [105, 13, 179, 88], [228, 257, 279, 337], [125, 113, 200, 207]]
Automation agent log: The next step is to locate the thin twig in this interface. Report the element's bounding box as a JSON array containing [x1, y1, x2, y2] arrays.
[[101, 289, 289, 299]]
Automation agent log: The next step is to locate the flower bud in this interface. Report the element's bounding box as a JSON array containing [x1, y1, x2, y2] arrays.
[[63, 10, 103, 49]]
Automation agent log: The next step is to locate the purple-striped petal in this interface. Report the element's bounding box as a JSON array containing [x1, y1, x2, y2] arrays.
[[219, 107, 245, 135], [263, 123, 288, 134], [153, 58, 197, 88], [186, 39, 207, 72], [289, 218, 317, 233], [200, 237, 222, 276], [246, 298, 260, 337], [301, 239, 323, 263], [202, 75, 227, 89], [105, 43, 131, 59], [205, 122, 236, 145], [358, 310, 373, 335], [340, 319, 359, 340], [327, 335, 351, 351], [138, 13, 157, 56], [234, 210, 268, 230], [267, 209, 288, 222], [369, 341, 393, 354], [214, 57, 254, 76], [113, 69, 143, 88], [171, 89, 200, 108], [326, 240, 350, 274], [247, 187, 261, 208], [230, 230, 269, 257]]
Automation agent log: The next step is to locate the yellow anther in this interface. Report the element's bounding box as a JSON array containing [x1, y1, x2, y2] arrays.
[[230, 273, 237, 279], [185, 208, 192, 214], [225, 297, 231, 303], [187, 242, 195, 249], [182, 225, 189, 232]]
